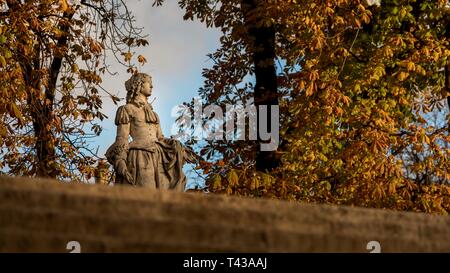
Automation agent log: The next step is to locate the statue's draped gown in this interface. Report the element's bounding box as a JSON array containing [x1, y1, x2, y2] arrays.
[[106, 101, 186, 191]]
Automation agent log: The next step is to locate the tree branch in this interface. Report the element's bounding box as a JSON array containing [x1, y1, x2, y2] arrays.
[[80, 0, 106, 15], [47, 10, 75, 111]]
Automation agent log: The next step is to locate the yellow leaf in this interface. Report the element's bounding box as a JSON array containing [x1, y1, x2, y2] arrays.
[[0, 55, 6, 67], [306, 153, 315, 162], [361, 13, 370, 24], [250, 177, 259, 190], [227, 170, 239, 186], [389, 182, 396, 194], [124, 52, 132, 62], [11, 103, 22, 120], [71, 64, 79, 73], [334, 16, 344, 26], [325, 7, 334, 16], [306, 82, 315, 96], [383, 47, 394, 58], [399, 97, 408, 105], [341, 95, 351, 106], [212, 174, 221, 190], [406, 61, 415, 72], [262, 174, 272, 187], [397, 71, 409, 81]]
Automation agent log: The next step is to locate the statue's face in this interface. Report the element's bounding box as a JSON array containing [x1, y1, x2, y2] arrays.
[[141, 77, 153, 97]]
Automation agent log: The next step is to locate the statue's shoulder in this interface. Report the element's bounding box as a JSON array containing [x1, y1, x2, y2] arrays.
[[115, 103, 135, 125]]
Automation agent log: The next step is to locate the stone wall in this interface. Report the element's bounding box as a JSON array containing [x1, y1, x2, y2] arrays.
[[0, 175, 449, 252]]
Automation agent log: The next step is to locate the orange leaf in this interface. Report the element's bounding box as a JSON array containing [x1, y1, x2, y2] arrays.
[[59, 0, 69, 11], [306, 82, 315, 96], [137, 55, 147, 65], [397, 71, 409, 81]]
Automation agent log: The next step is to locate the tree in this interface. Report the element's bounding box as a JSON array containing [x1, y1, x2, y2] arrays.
[[155, 0, 281, 172], [273, 0, 449, 212], [241, 0, 280, 171], [165, 0, 449, 213], [0, 0, 148, 180]]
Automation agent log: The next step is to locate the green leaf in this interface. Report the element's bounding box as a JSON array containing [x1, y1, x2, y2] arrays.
[[391, 7, 399, 15]]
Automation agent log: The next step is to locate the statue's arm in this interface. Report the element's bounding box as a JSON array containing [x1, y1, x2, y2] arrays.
[[105, 106, 134, 184], [115, 123, 130, 143], [112, 124, 134, 184]]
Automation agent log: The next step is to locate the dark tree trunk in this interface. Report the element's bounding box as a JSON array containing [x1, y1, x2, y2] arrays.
[[12, 5, 74, 178], [6, 0, 58, 178], [33, 105, 57, 178], [24, 42, 58, 179], [33, 10, 74, 178], [242, 0, 280, 172], [23, 63, 58, 179]]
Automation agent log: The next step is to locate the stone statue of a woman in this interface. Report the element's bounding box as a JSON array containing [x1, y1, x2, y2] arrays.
[[105, 73, 192, 191]]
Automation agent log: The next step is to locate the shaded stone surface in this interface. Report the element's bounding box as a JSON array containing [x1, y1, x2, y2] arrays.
[[0, 175, 449, 253]]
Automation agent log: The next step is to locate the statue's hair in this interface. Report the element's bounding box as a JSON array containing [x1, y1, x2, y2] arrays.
[[125, 73, 152, 103]]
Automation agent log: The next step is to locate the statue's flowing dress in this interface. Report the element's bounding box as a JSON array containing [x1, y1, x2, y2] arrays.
[[106, 101, 186, 191]]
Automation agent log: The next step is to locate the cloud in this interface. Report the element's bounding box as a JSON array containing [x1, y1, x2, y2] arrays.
[[134, 1, 219, 77]]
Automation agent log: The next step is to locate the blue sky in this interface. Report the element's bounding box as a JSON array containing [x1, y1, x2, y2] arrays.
[[95, 1, 220, 159]]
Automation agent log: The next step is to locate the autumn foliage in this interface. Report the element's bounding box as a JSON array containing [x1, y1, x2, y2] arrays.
[[1, 0, 449, 214], [0, 0, 147, 180], [174, 0, 450, 213]]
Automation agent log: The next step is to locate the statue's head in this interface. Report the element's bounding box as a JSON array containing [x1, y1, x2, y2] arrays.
[[125, 73, 152, 103]]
